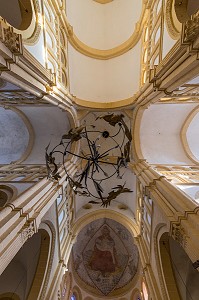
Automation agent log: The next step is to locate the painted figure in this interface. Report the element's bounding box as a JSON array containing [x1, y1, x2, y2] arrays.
[[89, 226, 117, 275]]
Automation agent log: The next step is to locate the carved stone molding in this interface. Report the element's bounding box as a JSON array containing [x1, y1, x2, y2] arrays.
[[165, 0, 181, 39], [153, 224, 168, 300], [20, 220, 37, 243], [0, 23, 23, 55], [40, 221, 56, 300], [170, 223, 187, 248], [23, 0, 42, 45], [182, 11, 199, 44]]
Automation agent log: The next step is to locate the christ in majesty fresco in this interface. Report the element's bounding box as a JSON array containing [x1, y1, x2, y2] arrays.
[[89, 226, 118, 275]]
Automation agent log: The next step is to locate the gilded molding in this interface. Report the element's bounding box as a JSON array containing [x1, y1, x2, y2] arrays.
[[165, 0, 181, 39], [71, 94, 138, 109], [153, 224, 169, 300], [40, 221, 56, 300], [93, 0, 113, 3], [22, 0, 42, 45], [170, 223, 187, 248], [65, 5, 148, 60], [72, 209, 139, 239], [180, 105, 199, 165]]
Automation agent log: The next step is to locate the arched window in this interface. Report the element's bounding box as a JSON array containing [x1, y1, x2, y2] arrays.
[[142, 281, 149, 300], [60, 228, 65, 242], [58, 210, 65, 225], [70, 294, 76, 300]]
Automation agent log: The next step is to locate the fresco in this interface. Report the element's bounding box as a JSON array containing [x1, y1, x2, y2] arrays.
[[72, 218, 139, 296]]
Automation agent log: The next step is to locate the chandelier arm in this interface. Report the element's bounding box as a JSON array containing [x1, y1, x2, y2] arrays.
[[84, 127, 96, 158], [90, 159, 95, 178], [109, 124, 122, 138], [59, 149, 92, 162], [84, 129, 108, 144], [80, 185, 103, 201], [83, 160, 91, 186], [96, 159, 118, 166], [90, 162, 108, 178], [97, 144, 120, 159], [76, 159, 94, 182], [62, 140, 72, 151], [91, 165, 119, 182], [118, 125, 126, 149], [108, 135, 123, 153]]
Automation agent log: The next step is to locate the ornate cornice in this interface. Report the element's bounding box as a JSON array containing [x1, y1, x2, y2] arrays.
[[64, 4, 148, 60]]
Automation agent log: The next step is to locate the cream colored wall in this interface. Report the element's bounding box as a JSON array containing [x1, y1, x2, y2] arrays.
[[24, 0, 46, 66], [66, 0, 142, 49], [162, 25, 177, 59], [25, 33, 46, 66], [41, 203, 60, 291], [162, 0, 181, 59]]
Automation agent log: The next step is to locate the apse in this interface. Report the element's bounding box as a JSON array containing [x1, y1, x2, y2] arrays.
[[69, 218, 140, 299]]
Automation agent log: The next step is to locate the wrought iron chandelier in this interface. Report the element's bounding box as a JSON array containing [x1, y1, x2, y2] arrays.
[[45, 113, 132, 207]]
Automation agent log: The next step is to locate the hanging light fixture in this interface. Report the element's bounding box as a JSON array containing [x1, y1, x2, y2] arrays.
[[45, 113, 132, 207]]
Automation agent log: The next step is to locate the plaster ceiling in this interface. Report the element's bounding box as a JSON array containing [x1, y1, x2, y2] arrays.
[[72, 218, 139, 297]]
